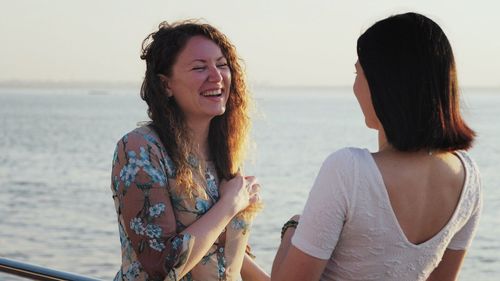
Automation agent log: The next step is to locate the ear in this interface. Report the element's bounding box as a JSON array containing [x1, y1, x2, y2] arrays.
[[158, 74, 172, 97]]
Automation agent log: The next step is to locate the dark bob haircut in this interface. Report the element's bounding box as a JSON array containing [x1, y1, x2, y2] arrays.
[[357, 12, 475, 151]]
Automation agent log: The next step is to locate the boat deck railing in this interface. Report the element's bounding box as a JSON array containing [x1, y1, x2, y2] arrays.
[[0, 257, 102, 281]]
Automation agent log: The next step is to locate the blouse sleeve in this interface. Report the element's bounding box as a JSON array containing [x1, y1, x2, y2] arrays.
[[111, 131, 195, 280], [291, 148, 354, 259], [447, 198, 482, 250], [447, 161, 483, 251]]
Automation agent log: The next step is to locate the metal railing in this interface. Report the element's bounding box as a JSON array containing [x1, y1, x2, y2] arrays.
[[0, 258, 102, 281]]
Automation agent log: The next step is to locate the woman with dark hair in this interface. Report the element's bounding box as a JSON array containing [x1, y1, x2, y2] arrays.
[[110, 20, 269, 281], [271, 12, 482, 281]]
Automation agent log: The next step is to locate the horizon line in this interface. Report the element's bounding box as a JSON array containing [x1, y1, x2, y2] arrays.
[[0, 80, 498, 91]]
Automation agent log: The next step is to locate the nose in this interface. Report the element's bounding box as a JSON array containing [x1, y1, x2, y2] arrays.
[[207, 65, 223, 82]]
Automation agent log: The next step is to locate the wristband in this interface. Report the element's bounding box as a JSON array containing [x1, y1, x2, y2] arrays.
[[281, 219, 298, 240]]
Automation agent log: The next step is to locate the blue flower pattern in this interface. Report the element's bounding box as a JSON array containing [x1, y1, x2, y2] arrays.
[[143, 133, 158, 146], [118, 223, 129, 248], [120, 151, 140, 188], [231, 217, 248, 231], [144, 164, 166, 186], [124, 261, 141, 281], [195, 198, 210, 215], [163, 157, 176, 177], [119, 144, 167, 190], [149, 203, 166, 218], [172, 235, 187, 251], [205, 172, 219, 201], [217, 248, 226, 279], [148, 239, 166, 252], [138, 147, 151, 167], [130, 217, 146, 235], [145, 224, 162, 238]]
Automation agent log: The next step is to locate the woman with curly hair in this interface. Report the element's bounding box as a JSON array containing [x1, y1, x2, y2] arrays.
[[110, 20, 268, 281]]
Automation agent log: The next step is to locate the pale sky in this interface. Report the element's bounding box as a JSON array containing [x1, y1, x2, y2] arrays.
[[1, 0, 499, 87]]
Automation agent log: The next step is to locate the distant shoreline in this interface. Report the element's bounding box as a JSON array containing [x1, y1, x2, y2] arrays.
[[0, 80, 141, 90], [0, 80, 498, 94]]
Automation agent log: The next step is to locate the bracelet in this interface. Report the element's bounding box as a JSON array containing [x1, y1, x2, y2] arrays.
[[245, 244, 256, 259], [281, 219, 299, 240]]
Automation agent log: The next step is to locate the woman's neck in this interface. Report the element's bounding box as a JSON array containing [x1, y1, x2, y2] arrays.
[[377, 130, 440, 157], [187, 118, 211, 161]]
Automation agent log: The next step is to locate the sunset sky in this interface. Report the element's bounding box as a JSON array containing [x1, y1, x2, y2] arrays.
[[1, 0, 499, 87]]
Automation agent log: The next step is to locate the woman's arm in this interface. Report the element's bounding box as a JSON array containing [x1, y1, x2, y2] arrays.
[[176, 175, 257, 278], [271, 226, 328, 281], [241, 253, 270, 281], [426, 249, 466, 281]]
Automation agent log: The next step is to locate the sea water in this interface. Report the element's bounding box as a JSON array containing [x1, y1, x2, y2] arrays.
[[0, 86, 498, 280]]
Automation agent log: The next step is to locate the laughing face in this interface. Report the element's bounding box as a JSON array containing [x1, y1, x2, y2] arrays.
[[164, 35, 231, 125]]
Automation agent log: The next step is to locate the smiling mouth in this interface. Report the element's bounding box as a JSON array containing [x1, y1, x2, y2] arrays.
[[201, 89, 223, 97]]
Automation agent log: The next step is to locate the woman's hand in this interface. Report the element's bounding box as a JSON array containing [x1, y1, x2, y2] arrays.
[[219, 173, 261, 215]]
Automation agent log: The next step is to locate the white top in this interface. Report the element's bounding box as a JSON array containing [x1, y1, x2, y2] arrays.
[[292, 148, 482, 281]]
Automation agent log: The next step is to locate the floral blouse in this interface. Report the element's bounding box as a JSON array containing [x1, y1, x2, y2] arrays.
[[111, 126, 250, 281]]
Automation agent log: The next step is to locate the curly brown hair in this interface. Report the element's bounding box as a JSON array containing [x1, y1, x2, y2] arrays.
[[140, 20, 259, 215]]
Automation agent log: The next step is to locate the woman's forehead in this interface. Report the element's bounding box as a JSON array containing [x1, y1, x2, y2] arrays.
[[177, 36, 225, 63]]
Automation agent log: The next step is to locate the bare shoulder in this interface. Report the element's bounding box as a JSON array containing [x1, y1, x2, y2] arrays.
[[430, 152, 466, 192]]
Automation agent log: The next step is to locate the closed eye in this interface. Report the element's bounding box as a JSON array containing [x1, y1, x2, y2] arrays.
[[217, 63, 229, 69], [192, 66, 207, 72]]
